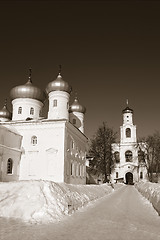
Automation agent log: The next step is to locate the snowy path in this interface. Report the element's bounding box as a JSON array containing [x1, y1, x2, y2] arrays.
[[1, 185, 160, 240]]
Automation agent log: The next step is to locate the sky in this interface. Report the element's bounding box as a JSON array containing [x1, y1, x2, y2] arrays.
[[0, 0, 160, 140]]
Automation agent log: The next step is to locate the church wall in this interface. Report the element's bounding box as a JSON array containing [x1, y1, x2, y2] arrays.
[[64, 122, 88, 184], [11, 121, 66, 182]]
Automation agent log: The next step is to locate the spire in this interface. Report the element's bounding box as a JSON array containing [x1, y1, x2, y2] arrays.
[[27, 68, 32, 83], [58, 64, 62, 78], [126, 99, 129, 106], [75, 92, 78, 101], [59, 64, 62, 74]]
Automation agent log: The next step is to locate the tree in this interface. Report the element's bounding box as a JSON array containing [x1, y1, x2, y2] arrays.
[[138, 132, 160, 182], [88, 122, 117, 183], [145, 132, 160, 182]]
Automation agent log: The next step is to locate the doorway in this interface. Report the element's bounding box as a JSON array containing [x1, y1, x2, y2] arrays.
[[125, 172, 133, 185]]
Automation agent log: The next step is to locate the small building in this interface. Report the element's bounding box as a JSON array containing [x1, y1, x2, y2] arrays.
[[111, 104, 148, 184], [0, 125, 22, 182]]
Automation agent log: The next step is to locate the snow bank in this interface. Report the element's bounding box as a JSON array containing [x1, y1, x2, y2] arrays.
[[0, 180, 115, 223], [135, 181, 160, 215]]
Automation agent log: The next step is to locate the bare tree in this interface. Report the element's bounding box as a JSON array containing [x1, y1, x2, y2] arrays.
[[88, 122, 117, 183], [138, 131, 160, 182]]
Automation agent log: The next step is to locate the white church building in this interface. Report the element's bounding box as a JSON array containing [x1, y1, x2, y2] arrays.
[[0, 69, 88, 184], [111, 104, 148, 184]]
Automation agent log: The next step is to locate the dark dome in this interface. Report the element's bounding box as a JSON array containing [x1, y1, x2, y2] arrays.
[[69, 97, 86, 114], [10, 77, 46, 102], [46, 73, 72, 94], [122, 106, 133, 114], [0, 101, 12, 119]]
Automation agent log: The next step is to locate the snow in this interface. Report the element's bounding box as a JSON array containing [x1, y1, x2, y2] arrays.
[[0, 180, 117, 224], [135, 181, 160, 215]]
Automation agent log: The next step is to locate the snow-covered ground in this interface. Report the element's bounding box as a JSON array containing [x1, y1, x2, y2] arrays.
[[135, 181, 160, 215], [0, 180, 119, 224]]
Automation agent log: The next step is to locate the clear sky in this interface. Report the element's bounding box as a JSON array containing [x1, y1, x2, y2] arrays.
[[0, 0, 160, 140]]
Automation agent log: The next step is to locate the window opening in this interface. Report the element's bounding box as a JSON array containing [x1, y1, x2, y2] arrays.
[[114, 151, 120, 163], [30, 107, 34, 115], [18, 107, 22, 114], [125, 150, 132, 162], [126, 128, 131, 138], [53, 99, 57, 107], [31, 136, 37, 145], [140, 172, 143, 179], [7, 158, 13, 174]]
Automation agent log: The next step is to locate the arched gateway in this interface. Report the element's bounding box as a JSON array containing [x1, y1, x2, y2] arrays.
[[125, 172, 133, 185]]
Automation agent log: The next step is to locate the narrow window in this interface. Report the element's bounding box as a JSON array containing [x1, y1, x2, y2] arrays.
[[18, 107, 22, 114], [30, 107, 34, 115], [31, 136, 37, 145], [116, 172, 118, 178], [53, 99, 57, 107], [71, 162, 74, 176], [71, 163, 73, 176], [140, 172, 143, 179], [7, 158, 13, 174], [73, 119, 76, 125], [114, 151, 120, 163], [71, 140, 74, 149], [126, 128, 131, 138]]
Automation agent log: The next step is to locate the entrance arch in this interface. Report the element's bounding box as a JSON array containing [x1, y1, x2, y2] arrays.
[[125, 172, 133, 185]]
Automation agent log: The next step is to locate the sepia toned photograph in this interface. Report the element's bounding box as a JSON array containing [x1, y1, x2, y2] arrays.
[[0, 0, 160, 239]]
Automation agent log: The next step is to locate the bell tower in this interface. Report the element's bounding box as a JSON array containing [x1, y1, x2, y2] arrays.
[[120, 100, 137, 144]]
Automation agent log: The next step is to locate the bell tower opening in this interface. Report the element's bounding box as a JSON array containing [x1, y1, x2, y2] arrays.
[[125, 172, 133, 185]]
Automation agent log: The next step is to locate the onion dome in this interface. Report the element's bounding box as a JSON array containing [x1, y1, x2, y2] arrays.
[[69, 97, 86, 114], [46, 72, 72, 94], [0, 99, 12, 120], [122, 106, 133, 114], [10, 69, 46, 102]]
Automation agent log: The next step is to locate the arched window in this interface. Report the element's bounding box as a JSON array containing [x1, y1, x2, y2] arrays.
[[125, 150, 132, 162], [18, 107, 22, 114], [31, 136, 37, 145], [114, 151, 120, 163], [30, 107, 34, 115], [53, 99, 57, 107], [7, 158, 13, 174], [126, 128, 131, 138]]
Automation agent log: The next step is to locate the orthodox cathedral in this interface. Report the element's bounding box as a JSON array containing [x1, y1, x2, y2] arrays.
[[111, 103, 148, 184], [0, 69, 88, 184]]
